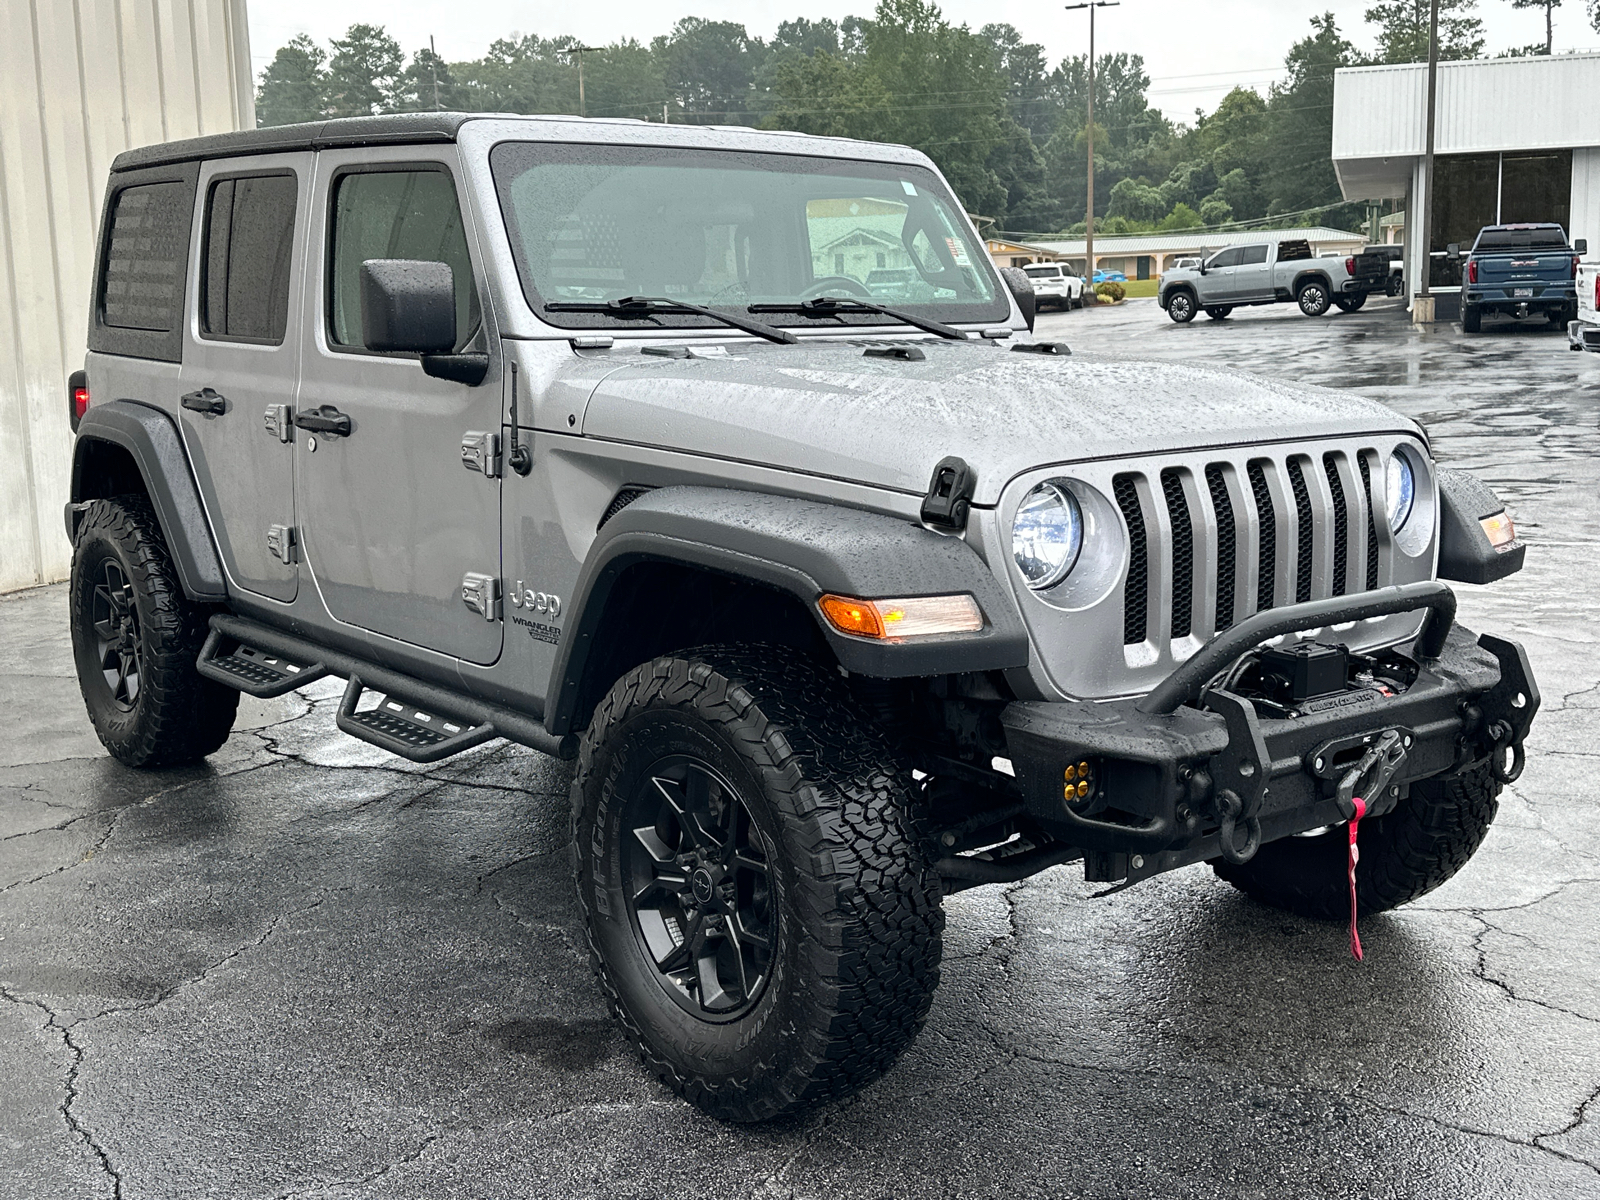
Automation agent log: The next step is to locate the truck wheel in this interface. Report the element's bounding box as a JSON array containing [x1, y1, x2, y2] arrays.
[[1205, 306, 1232, 320], [1167, 291, 1197, 323], [1296, 280, 1331, 317], [1462, 305, 1482, 333], [1213, 761, 1501, 921], [1333, 293, 1367, 313], [1387, 275, 1405, 297], [69, 496, 239, 767], [572, 648, 943, 1123]]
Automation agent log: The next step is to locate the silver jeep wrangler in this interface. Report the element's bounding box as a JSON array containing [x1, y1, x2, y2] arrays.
[[66, 113, 1537, 1123]]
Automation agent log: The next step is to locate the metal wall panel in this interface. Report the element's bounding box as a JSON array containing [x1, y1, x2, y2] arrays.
[[0, 0, 252, 592]]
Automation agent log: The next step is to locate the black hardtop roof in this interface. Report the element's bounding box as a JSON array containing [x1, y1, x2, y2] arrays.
[[110, 112, 479, 172]]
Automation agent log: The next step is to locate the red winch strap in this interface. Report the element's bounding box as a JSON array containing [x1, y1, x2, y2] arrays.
[[1347, 797, 1367, 961]]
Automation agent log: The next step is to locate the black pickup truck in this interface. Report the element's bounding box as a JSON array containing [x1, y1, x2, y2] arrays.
[[1452, 223, 1587, 333]]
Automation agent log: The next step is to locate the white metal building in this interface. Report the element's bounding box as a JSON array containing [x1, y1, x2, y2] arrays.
[[1332, 53, 1600, 296], [0, 0, 254, 593], [990, 227, 1368, 279]]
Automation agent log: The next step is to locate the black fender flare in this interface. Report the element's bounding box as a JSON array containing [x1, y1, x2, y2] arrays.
[[68, 400, 227, 601], [545, 486, 1031, 735]]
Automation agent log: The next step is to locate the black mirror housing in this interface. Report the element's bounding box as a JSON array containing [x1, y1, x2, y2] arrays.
[[998, 267, 1036, 332], [1445, 243, 1461, 261], [1437, 468, 1525, 585], [1576, 238, 1588, 254], [360, 259, 457, 354]]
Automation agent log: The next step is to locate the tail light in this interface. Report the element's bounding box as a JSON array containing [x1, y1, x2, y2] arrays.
[[1575, 255, 1582, 278], [1593, 274, 1599, 311], [1468, 260, 1478, 285], [1345, 257, 1354, 276], [67, 369, 88, 433]]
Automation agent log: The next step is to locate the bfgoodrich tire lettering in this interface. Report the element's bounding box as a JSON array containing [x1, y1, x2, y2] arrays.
[[70, 496, 238, 767], [1213, 761, 1501, 920], [571, 648, 943, 1122]]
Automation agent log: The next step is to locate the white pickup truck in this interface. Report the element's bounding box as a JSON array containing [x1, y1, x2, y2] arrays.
[[1569, 260, 1600, 352], [1158, 238, 1389, 324]]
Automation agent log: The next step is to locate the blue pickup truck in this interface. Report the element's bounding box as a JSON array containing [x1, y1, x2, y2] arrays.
[[1452, 223, 1587, 333]]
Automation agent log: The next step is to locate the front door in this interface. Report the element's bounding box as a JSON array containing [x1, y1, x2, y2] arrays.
[[297, 149, 503, 666], [178, 153, 312, 603], [1233, 244, 1272, 301], [1203, 246, 1244, 301]]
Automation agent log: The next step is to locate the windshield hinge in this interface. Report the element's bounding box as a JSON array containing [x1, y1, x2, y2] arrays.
[[922, 456, 977, 531]]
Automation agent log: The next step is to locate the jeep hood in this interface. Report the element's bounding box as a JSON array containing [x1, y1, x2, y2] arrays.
[[575, 340, 1417, 505]]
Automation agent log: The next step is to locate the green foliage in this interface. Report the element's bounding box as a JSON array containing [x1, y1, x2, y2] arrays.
[[1365, 0, 1485, 63], [326, 24, 404, 118], [256, 34, 327, 126], [1094, 280, 1125, 301]]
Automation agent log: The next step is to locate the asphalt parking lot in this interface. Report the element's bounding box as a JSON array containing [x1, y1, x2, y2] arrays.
[[4, 295, 1599, 1199]]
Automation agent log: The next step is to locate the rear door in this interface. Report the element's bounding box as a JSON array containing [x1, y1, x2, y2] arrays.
[[296, 148, 503, 665], [178, 154, 311, 602], [1232, 244, 1272, 301]]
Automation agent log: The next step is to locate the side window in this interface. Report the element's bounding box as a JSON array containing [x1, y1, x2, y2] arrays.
[[1207, 247, 1243, 270], [328, 168, 480, 352], [101, 181, 192, 332], [202, 174, 298, 343], [1240, 244, 1269, 265]]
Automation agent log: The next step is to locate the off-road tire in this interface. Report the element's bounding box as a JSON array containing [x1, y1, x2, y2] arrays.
[[1297, 279, 1331, 317], [1167, 290, 1197, 323], [1205, 306, 1232, 320], [1213, 761, 1501, 921], [1462, 304, 1482, 333], [571, 648, 944, 1123], [1333, 293, 1367, 313], [69, 496, 238, 767]]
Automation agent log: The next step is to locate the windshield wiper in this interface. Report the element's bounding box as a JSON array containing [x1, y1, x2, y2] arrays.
[[749, 296, 968, 340], [543, 296, 797, 345]]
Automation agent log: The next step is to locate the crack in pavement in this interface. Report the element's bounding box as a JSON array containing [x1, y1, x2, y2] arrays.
[[273, 1133, 440, 1200]]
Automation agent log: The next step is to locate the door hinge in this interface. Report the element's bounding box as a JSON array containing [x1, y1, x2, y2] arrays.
[[461, 431, 501, 478], [266, 524, 298, 564], [263, 404, 293, 443], [461, 572, 501, 621]]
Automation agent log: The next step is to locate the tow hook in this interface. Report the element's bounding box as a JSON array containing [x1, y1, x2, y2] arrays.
[[1204, 689, 1270, 865], [1333, 730, 1408, 822]]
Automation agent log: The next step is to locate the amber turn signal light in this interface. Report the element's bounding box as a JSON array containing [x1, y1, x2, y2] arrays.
[[817, 593, 983, 641], [1480, 510, 1517, 552]]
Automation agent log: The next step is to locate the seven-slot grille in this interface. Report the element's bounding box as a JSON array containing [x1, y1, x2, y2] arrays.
[[1114, 447, 1386, 647]]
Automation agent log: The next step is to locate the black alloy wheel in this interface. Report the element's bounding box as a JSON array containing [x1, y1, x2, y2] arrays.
[[89, 558, 143, 710], [622, 754, 775, 1021]]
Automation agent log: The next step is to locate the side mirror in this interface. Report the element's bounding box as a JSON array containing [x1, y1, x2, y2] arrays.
[[360, 259, 457, 353], [1576, 238, 1588, 254], [998, 266, 1036, 332], [1445, 243, 1461, 261]]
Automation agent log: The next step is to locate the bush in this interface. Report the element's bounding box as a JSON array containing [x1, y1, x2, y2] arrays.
[[1094, 281, 1126, 302]]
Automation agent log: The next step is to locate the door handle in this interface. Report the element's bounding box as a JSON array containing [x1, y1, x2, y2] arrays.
[[292, 405, 352, 437], [181, 388, 227, 416]]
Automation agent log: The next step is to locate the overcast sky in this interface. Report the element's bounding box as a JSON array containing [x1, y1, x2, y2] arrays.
[[247, 1, 1600, 120]]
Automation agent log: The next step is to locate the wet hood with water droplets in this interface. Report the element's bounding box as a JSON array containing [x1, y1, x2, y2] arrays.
[[578, 340, 1420, 505]]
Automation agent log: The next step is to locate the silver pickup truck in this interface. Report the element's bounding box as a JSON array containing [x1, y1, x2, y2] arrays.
[[1159, 238, 1388, 323]]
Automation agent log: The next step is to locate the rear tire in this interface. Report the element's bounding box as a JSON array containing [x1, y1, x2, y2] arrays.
[[1167, 291, 1197, 323], [1462, 304, 1482, 333], [572, 648, 943, 1122], [1296, 280, 1331, 317], [1333, 292, 1367, 313], [1205, 306, 1232, 320], [1213, 762, 1501, 920], [69, 496, 238, 767]]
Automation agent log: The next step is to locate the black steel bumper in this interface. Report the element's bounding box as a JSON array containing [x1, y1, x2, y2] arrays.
[[1000, 582, 1539, 886]]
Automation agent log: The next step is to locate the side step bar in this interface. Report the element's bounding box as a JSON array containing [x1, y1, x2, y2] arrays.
[[200, 614, 577, 762]]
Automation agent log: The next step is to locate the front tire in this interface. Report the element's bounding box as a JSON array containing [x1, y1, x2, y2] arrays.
[[1297, 280, 1331, 316], [572, 649, 943, 1122], [1167, 291, 1197, 323], [1214, 762, 1501, 920], [69, 496, 238, 767]]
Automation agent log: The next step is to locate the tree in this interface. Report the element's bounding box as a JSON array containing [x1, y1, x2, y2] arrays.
[[1266, 14, 1363, 224], [256, 34, 326, 127], [1508, 0, 1560, 53], [391, 46, 461, 112], [325, 24, 404, 118], [658, 18, 766, 123], [1365, 0, 1485, 63]]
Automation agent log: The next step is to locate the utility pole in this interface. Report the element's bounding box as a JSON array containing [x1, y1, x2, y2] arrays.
[[429, 35, 440, 112], [558, 45, 603, 118], [1417, 0, 1440, 313], [1065, 2, 1118, 290]]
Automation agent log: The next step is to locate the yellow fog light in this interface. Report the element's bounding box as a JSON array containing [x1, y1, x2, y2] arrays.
[[818, 593, 983, 641], [1481, 510, 1517, 552], [1064, 760, 1094, 802]]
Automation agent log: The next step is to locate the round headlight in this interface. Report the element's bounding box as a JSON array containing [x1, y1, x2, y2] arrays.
[[1013, 482, 1082, 590], [1386, 452, 1416, 533]]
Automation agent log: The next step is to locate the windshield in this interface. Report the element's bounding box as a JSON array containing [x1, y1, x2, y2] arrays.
[[491, 142, 1007, 330]]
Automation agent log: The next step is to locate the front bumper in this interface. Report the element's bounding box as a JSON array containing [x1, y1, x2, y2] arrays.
[[1569, 320, 1600, 352], [999, 583, 1538, 886]]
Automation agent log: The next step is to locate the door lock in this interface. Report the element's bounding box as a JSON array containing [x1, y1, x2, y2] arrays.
[[460, 431, 501, 478], [263, 404, 293, 443]]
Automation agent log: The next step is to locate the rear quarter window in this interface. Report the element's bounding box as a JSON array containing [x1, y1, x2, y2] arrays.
[[89, 162, 199, 363]]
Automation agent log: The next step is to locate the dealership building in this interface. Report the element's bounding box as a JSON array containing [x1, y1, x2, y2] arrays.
[[1332, 52, 1600, 296]]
